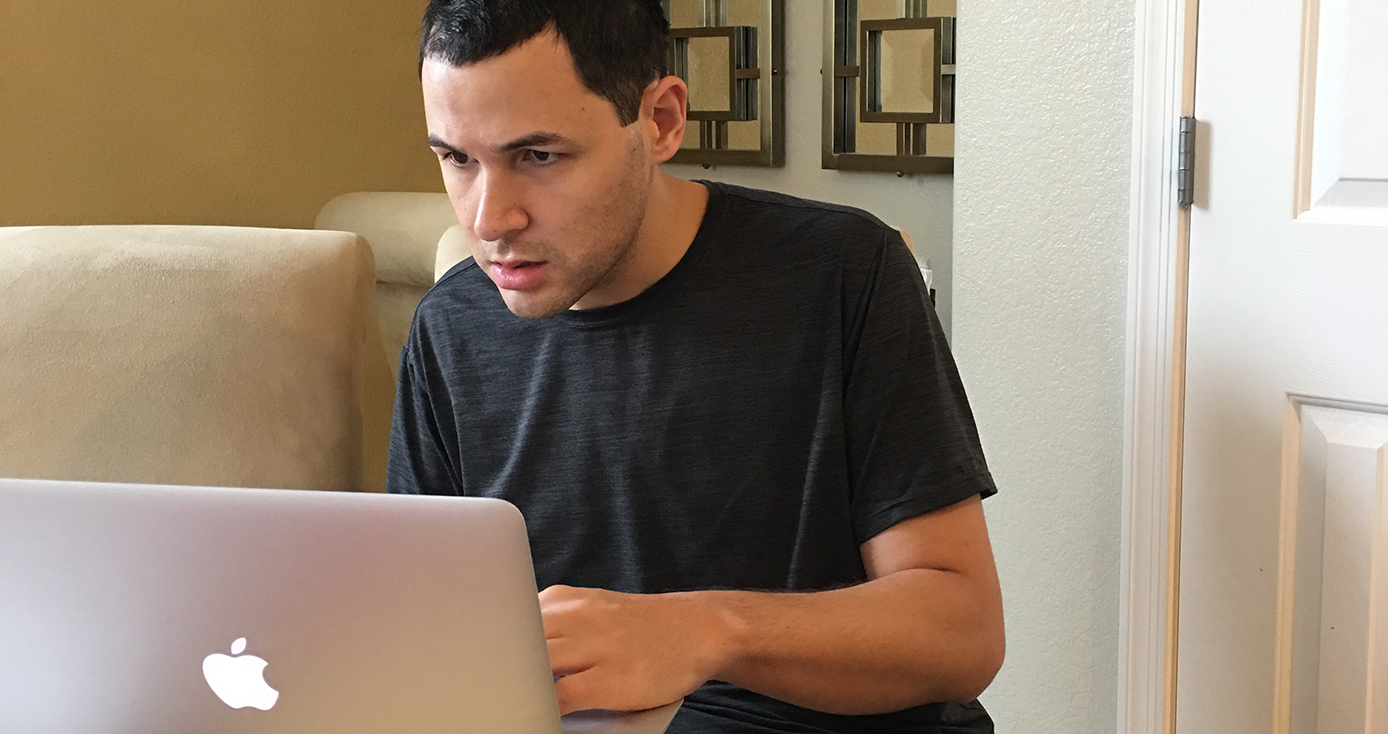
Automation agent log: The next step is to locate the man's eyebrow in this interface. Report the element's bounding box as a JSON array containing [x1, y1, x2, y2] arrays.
[[427, 134, 463, 155], [426, 132, 576, 156], [494, 132, 574, 153]]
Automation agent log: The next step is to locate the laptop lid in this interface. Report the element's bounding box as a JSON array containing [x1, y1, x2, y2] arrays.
[[0, 478, 570, 734]]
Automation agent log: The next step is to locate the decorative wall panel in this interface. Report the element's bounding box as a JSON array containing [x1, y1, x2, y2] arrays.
[[823, 0, 955, 174], [665, 0, 784, 167]]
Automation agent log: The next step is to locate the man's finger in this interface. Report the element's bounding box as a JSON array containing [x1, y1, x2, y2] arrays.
[[541, 609, 568, 638], [554, 669, 682, 716], [538, 584, 580, 605], [553, 669, 603, 715], [545, 637, 592, 677], [540, 598, 579, 638]]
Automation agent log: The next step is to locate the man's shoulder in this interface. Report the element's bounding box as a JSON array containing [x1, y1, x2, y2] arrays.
[[705, 183, 903, 269], [712, 182, 895, 240], [405, 257, 515, 352], [703, 183, 907, 286], [435, 255, 482, 286], [416, 257, 498, 316]]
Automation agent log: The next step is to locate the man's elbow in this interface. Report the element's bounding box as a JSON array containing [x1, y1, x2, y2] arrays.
[[949, 623, 1005, 703], [911, 616, 1005, 705]]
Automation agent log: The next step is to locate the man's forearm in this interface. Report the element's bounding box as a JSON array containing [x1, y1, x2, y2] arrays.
[[684, 567, 1005, 716], [540, 498, 1004, 716]]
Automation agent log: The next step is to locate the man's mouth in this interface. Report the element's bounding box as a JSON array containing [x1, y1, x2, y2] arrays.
[[487, 259, 549, 291], [490, 257, 545, 269]]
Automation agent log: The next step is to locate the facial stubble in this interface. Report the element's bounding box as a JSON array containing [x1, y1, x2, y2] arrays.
[[502, 133, 652, 319]]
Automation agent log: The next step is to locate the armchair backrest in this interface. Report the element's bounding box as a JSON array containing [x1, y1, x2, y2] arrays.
[[0, 225, 393, 491], [315, 192, 458, 379]]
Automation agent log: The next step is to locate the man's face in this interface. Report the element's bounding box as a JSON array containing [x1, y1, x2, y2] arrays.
[[422, 31, 653, 318]]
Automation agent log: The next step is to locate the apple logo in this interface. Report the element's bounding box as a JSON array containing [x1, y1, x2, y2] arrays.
[[202, 637, 279, 711]]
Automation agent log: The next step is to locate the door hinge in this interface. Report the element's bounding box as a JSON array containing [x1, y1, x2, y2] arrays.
[[1178, 116, 1196, 208]]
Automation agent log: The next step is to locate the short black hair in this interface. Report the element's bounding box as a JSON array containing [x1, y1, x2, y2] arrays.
[[420, 0, 670, 126]]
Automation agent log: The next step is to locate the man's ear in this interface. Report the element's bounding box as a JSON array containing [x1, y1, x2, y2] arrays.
[[641, 76, 689, 164]]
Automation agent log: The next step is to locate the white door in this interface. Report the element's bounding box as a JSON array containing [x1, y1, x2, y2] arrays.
[[1177, 0, 1388, 731]]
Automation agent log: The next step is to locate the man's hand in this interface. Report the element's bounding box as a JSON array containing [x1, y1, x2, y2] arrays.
[[540, 585, 732, 714], [539, 495, 1003, 716]]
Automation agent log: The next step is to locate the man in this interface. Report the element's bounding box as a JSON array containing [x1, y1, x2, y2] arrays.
[[386, 1, 1005, 732]]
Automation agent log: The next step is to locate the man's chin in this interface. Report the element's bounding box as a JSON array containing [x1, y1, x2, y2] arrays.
[[498, 289, 577, 319]]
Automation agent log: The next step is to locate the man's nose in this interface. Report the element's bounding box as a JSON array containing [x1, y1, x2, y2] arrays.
[[472, 171, 529, 243]]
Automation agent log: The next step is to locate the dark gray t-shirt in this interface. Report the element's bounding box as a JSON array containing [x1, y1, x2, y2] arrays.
[[387, 182, 996, 733]]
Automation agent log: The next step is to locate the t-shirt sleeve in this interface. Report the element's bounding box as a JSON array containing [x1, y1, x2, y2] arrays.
[[386, 340, 464, 496], [843, 229, 997, 543]]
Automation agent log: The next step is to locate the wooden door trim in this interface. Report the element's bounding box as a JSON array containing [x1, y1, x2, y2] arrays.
[[1121, 0, 1199, 731], [1291, 0, 1322, 218], [1273, 2, 1329, 725]]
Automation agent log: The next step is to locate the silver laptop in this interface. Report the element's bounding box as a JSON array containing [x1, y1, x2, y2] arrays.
[[0, 478, 680, 734]]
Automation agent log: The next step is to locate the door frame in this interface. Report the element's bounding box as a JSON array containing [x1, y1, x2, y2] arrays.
[[1120, 0, 1200, 731]]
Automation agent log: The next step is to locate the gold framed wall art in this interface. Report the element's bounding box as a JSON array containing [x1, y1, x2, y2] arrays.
[[823, 0, 956, 174], [665, 0, 785, 167]]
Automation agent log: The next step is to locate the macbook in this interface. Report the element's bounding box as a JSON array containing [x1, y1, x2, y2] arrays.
[[0, 478, 680, 733]]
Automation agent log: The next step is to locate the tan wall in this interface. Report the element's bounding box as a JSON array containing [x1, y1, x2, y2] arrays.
[[0, 0, 443, 229]]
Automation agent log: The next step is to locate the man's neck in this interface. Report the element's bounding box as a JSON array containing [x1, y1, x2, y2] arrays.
[[570, 172, 709, 310]]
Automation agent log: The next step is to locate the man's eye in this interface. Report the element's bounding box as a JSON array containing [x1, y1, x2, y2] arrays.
[[525, 150, 558, 164], [444, 152, 471, 168]]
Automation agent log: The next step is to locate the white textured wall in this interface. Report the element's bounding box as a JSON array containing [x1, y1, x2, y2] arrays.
[[955, 1, 1134, 732], [662, 5, 956, 332], [669, 2, 1135, 728]]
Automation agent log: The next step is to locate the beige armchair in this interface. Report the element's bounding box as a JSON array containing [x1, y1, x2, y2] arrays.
[[315, 192, 458, 378], [435, 224, 472, 282], [0, 225, 394, 492]]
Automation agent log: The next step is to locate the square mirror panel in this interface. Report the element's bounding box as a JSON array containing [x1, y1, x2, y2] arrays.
[[666, 0, 784, 167], [824, 0, 956, 174]]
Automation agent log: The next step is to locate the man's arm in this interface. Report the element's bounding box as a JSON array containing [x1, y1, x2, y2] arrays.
[[541, 494, 1004, 715]]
